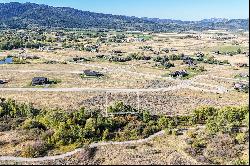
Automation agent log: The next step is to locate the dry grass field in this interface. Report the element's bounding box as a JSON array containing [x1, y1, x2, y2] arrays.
[[0, 30, 249, 165], [0, 30, 249, 112]]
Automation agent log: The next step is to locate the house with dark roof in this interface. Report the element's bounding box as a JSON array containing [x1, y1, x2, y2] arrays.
[[83, 70, 104, 77], [239, 73, 249, 78], [32, 77, 49, 86], [0, 80, 7, 84], [234, 82, 249, 92], [72, 57, 90, 63], [112, 50, 124, 54], [235, 63, 248, 68], [196, 52, 205, 58], [181, 56, 196, 66], [170, 48, 178, 52], [170, 70, 188, 78], [161, 48, 169, 53], [213, 50, 221, 55]]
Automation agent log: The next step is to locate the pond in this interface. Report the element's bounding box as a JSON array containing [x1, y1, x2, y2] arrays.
[[0, 57, 13, 64]]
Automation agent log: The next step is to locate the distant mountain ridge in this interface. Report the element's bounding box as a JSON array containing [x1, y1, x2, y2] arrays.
[[0, 2, 248, 31]]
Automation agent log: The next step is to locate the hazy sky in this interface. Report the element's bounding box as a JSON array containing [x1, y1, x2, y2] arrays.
[[1, 0, 249, 20]]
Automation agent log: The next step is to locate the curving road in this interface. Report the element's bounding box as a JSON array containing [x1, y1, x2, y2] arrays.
[[0, 83, 228, 94], [0, 130, 165, 162], [0, 125, 206, 163], [194, 74, 249, 83], [0, 69, 83, 74]]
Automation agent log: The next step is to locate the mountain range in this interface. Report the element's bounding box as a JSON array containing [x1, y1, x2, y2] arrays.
[[0, 2, 248, 32]]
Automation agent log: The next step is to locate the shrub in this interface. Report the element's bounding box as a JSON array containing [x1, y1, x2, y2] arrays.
[[49, 79, 62, 84], [142, 111, 151, 123], [22, 119, 46, 130], [142, 125, 157, 136], [222, 60, 230, 64], [205, 106, 249, 134], [169, 54, 182, 60], [235, 133, 246, 144], [0, 98, 39, 118], [237, 48, 242, 54], [172, 129, 181, 136], [192, 106, 218, 124], [164, 128, 172, 135], [197, 66, 206, 72], [192, 138, 206, 149], [184, 147, 200, 157], [186, 130, 197, 138], [204, 133, 240, 163], [243, 112, 249, 129], [153, 56, 162, 62], [162, 62, 174, 69], [21, 141, 49, 158], [102, 129, 109, 141], [157, 116, 169, 129], [107, 101, 135, 113], [233, 159, 249, 165]]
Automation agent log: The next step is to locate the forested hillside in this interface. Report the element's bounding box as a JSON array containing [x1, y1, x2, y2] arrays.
[[0, 2, 248, 32]]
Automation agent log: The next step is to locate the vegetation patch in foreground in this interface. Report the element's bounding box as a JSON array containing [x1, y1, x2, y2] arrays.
[[0, 98, 248, 163]]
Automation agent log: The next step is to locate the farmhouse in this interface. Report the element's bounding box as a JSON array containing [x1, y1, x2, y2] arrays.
[[126, 37, 135, 43], [239, 73, 249, 78], [0, 80, 7, 84], [184, 59, 196, 66], [72, 57, 90, 62], [235, 63, 248, 67], [32, 77, 49, 86], [213, 50, 221, 55], [170, 70, 188, 78], [96, 55, 105, 59], [112, 50, 124, 54], [161, 48, 169, 53], [109, 56, 132, 62], [170, 48, 178, 52], [84, 44, 99, 52], [136, 38, 145, 42], [83, 70, 104, 77], [243, 51, 249, 57], [181, 55, 196, 66], [39, 46, 55, 52], [234, 82, 249, 92], [196, 52, 205, 58]]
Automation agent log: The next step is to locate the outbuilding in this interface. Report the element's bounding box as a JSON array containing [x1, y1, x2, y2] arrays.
[[170, 70, 188, 78], [32, 77, 49, 86], [233, 82, 249, 93], [0, 80, 7, 84], [83, 70, 104, 77]]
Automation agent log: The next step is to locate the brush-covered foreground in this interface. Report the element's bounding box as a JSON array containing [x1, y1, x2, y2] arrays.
[[0, 98, 248, 165]]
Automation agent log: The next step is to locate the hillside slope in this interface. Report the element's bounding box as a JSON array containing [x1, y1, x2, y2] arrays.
[[0, 2, 248, 31]]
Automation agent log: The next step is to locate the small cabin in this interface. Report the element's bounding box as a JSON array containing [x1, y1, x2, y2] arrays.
[[170, 70, 188, 78], [213, 51, 221, 55], [162, 48, 169, 53], [83, 70, 104, 77], [234, 82, 249, 92], [96, 55, 105, 59], [185, 59, 196, 66], [72, 57, 89, 62], [236, 63, 248, 68], [32, 77, 49, 86], [0, 80, 7, 84], [196, 52, 204, 58], [239, 73, 249, 78], [112, 50, 124, 54], [170, 48, 178, 52]]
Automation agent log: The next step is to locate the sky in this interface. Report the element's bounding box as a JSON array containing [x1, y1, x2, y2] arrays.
[[0, 0, 249, 21]]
